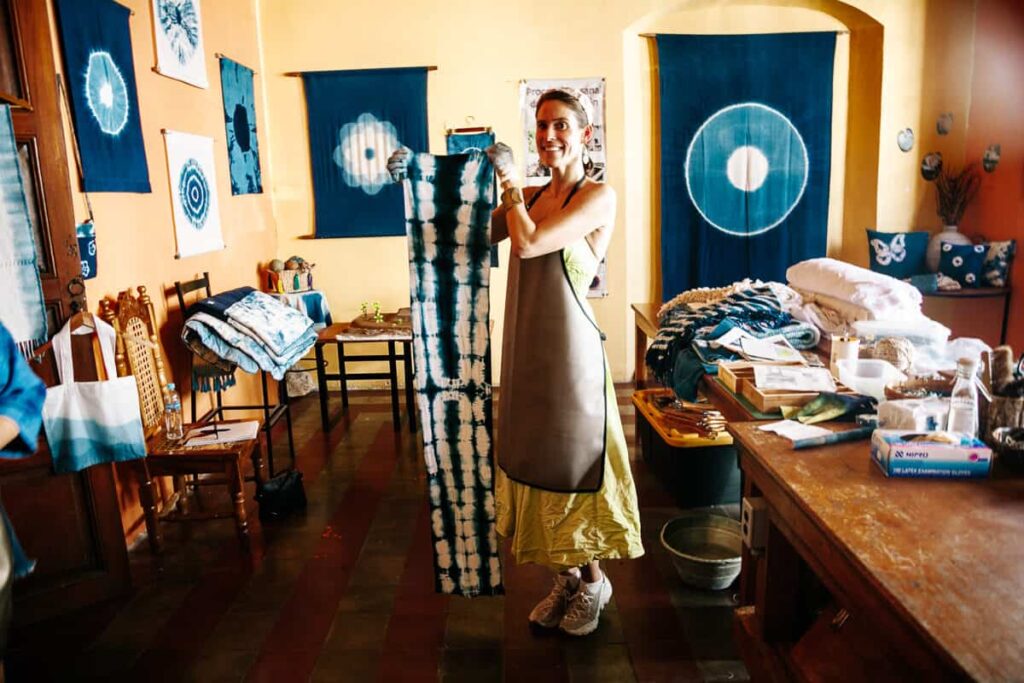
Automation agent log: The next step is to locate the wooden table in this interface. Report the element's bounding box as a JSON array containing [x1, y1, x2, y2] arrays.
[[632, 302, 660, 389], [314, 322, 416, 432], [728, 421, 1024, 681]]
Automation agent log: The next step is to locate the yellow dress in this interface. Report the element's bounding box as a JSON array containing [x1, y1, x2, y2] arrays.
[[495, 239, 644, 570]]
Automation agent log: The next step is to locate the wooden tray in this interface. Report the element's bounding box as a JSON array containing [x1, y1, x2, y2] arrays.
[[718, 360, 803, 394], [721, 363, 859, 412]]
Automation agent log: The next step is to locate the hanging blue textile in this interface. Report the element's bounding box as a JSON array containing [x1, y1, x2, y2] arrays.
[[446, 130, 499, 267], [302, 68, 428, 238], [656, 33, 835, 298], [54, 0, 150, 193], [403, 151, 503, 597], [219, 57, 263, 195]]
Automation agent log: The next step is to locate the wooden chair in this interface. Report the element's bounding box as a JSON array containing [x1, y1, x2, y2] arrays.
[[175, 272, 295, 476], [100, 286, 264, 553]]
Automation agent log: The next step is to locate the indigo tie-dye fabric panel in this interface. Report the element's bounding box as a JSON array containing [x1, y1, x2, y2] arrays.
[[446, 131, 499, 267], [220, 57, 262, 195], [54, 0, 150, 192], [403, 151, 503, 597], [657, 33, 834, 297], [302, 68, 428, 238]]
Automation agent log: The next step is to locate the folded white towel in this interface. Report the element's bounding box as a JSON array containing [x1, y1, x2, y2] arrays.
[[786, 258, 922, 315]]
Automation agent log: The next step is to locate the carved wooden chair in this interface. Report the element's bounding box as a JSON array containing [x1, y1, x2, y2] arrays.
[[100, 286, 264, 553]]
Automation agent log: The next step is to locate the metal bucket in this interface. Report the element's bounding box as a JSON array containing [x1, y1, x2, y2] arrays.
[[660, 512, 742, 591]]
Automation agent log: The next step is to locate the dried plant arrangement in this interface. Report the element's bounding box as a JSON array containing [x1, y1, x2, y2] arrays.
[[934, 163, 980, 226]]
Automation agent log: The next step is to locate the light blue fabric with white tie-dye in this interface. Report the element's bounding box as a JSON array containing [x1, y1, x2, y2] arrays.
[[403, 151, 503, 597]]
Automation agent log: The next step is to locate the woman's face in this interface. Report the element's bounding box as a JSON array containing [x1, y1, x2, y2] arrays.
[[535, 100, 591, 172]]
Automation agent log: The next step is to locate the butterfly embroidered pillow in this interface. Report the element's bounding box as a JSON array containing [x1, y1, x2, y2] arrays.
[[866, 229, 929, 279], [938, 242, 987, 287], [982, 239, 1016, 287]]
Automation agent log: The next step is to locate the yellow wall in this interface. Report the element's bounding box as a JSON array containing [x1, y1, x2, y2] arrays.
[[49, 0, 277, 537], [260, 0, 979, 385]]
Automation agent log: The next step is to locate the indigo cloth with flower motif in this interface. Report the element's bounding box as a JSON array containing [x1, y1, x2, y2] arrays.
[[402, 151, 503, 597], [302, 68, 428, 238]]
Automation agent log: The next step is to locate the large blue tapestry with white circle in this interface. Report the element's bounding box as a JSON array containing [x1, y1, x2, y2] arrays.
[[657, 33, 835, 297], [54, 0, 150, 193], [302, 68, 428, 238]]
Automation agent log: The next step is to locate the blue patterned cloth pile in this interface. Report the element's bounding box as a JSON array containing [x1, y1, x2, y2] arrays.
[[646, 285, 819, 401], [181, 287, 316, 381]]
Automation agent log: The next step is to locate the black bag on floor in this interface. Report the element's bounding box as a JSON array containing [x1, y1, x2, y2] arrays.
[[256, 469, 307, 522]]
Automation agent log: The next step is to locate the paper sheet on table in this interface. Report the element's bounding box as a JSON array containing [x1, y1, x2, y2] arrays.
[[185, 420, 260, 446], [758, 420, 832, 441], [741, 336, 804, 363], [753, 365, 837, 392], [710, 327, 756, 353]]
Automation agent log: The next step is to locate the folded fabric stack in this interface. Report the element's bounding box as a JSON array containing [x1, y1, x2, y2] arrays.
[[786, 258, 928, 335], [181, 287, 316, 381], [646, 283, 821, 401]]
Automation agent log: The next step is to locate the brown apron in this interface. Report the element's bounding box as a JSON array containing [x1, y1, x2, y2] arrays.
[[497, 180, 607, 492]]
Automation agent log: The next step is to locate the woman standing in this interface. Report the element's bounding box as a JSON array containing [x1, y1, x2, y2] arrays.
[[487, 89, 643, 636], [387, 88, 642, 636]]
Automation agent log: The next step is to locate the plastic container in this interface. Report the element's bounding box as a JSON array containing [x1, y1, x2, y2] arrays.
[[632, 390, 739, 508], [660, 512, 742, 590], [851, 318, 951, 348], [836, 358, 906, 402]]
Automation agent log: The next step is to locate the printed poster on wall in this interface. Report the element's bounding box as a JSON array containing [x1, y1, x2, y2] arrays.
[[163, 131, 224, 258], [518, 77, 606, 187], [219, 56, 263, 195], [152, 0, 208, 88]]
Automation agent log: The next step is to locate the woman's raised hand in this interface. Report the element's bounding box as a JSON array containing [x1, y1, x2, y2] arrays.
[[386, 146, 413, 182], [486, 143, 520, 187]]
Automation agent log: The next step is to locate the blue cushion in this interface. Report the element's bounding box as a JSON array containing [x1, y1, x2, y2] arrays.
[[866, 229, 929, 278], [938, 242, 987, 287], [982, 239, 1016, 287]]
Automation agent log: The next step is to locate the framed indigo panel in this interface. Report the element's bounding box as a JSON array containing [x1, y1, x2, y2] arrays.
[[54, 0, 150, 192], [302, 68, 428, 238], [219, 57, 262, 195], [152, 0, 208, 88], [403, 151, 502, 597], [657, 33, 835, 298], [163, 131, 224, 258]]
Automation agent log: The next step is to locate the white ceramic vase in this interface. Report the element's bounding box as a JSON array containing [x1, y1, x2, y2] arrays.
[[926, 224, 972, 272]]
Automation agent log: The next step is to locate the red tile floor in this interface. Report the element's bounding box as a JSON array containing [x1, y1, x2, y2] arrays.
[[6, 386, 748, 682]]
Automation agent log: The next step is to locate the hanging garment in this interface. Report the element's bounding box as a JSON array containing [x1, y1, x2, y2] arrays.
[[0, 106, 47, 354], [402, 151, 502, 597], [497, 181, 607, 493]]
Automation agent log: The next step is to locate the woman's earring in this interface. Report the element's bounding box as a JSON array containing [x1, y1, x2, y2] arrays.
[[582, 146, 591, 167]]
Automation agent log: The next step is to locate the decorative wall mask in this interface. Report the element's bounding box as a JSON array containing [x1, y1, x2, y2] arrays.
[[983, 144, 1001, 173], [896, 128, 914, 152], [921, 152, 943, 181], [936, 112, 953, 136]]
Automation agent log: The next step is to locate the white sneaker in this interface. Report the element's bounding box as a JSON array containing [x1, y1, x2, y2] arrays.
[[528, 570, 580, 628], [559, 575, 612, 636]]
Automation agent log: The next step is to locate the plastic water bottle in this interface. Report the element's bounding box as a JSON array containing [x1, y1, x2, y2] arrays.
[[164, 383, 184, 441], [946, 357, 979, 438]]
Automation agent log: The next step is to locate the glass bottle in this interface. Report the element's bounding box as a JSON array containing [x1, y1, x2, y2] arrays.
[[945, 357, 979, 438], [164, 383, 184, 441]]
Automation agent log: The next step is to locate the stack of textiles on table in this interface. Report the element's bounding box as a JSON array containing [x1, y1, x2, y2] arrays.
[[785, 258, 931, 336], [181, 287, 316, 381], [647, 282, 821, 401]]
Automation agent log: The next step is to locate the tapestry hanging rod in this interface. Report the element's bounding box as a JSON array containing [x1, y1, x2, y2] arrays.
[[638, 30, 849, 37], [214, 53, 257, 74], [283, 66, 438, 77]]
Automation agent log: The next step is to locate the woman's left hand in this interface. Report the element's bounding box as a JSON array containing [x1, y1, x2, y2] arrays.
[[486, 143, 520, 187]]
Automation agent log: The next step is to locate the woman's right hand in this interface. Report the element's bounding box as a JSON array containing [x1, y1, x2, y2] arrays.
[[486, 142, 520, 187], [387, 146, 412, 182]]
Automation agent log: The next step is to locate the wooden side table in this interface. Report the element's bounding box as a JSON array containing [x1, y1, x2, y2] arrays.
[[921, 286, 1010, 347], [314, 323, 416, 432], [631, 303, 660, 389]]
